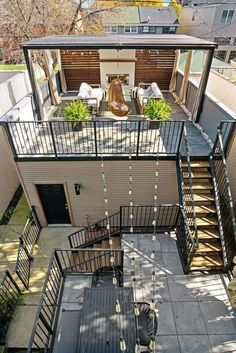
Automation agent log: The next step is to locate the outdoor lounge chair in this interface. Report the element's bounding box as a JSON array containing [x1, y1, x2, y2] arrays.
[[137, 82, 163, 113], [77, 82, 104, 114]]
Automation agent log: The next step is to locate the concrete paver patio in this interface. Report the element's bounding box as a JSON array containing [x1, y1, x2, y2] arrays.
[[51, 232, 236, 353]]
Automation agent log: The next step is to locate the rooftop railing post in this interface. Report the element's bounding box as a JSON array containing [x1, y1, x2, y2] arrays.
[[93, 120, 98, 158], [49, 121, 58, 158], [136, 120, 141, 158]]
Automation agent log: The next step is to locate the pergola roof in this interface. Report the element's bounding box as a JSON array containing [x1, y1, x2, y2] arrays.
[[21, 34, 217, 50]]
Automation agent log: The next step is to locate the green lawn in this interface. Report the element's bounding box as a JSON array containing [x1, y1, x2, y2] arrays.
[[0, 64, 26, 70]]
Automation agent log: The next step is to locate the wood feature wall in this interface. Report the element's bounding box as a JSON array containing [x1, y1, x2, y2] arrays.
[[61, 50, 100, 90], [135, 50, 175, 90]]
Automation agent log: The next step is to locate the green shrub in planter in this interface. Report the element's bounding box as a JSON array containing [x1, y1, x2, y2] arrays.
[[64, 100, 91, 129], [144, 98, 173, 122]]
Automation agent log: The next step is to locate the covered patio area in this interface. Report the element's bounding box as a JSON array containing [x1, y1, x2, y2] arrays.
[[21, 34, 217, 124]]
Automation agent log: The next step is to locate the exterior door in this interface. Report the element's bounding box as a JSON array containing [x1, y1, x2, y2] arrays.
[[37, 184, 71, 224]]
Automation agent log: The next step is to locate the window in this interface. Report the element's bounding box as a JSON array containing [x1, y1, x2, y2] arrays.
[[105, 26, 118, 33], [221, 10, 234, 24], [124, 26, 138, 33], [214, 37, 231, 45], [142, 26, 156, 33], [163, 26, 176, 34], [229, 51, 236, 61], [214, 50, 227, 61], [110, 26, 118, 33], [169, 26, 176, 34]]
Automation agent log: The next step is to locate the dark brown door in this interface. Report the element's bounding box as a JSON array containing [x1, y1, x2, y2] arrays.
[[37, 184, 71, 224]]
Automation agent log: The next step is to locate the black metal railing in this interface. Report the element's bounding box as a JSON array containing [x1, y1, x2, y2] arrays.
[[68, 211, 120, 248], [69, 205, 181, 249], [0, 270, 21, 341], [175, 207, 196, 273], [209, 128, 236, 269], [219, 121, 236, 154], [3, 120, 184, 159], [27, 248, 123, 353], [68, 204, 195, 272], [177, 125, 198, 245], [120, 204, 180, 233], [15, 208, 41, 289]]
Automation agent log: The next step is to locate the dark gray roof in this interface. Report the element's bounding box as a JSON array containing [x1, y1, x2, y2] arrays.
[[21, 34, 217, 50], [139, 7, 178, 25]]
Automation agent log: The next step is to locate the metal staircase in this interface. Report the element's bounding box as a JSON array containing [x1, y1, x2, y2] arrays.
[[178, 126, 236, 271], [182, 160, 223, 270]]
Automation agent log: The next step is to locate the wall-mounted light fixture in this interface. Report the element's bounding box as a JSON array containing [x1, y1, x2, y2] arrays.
[[74, 183, 81, 195]]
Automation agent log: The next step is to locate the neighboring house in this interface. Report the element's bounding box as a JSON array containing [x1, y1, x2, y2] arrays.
[[103, 6, 179, 35], [178, 0, 236, 62]]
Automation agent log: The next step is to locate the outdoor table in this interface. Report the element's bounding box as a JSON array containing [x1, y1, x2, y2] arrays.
[[77, 287, 136, 353]]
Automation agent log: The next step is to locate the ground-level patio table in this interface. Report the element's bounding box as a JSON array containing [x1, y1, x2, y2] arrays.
[[77, 287, 136, 353]]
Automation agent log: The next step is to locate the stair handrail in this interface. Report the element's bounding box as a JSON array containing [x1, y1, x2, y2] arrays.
[[178, 205, 196, 272], [209, 128, 236, 268], [68, 211, 120, 248], [177, 124, 198, 246]]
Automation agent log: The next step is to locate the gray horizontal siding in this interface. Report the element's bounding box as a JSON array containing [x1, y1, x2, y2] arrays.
[[17, 160, 179, 227]]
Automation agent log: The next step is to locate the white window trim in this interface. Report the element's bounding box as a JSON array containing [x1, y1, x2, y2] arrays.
[[124, 26, 138, 33], [221, 9, 234, 24]]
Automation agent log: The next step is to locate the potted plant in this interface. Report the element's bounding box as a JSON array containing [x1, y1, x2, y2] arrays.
[[63, 100, 91, 131], [144, 98, 173, 129]]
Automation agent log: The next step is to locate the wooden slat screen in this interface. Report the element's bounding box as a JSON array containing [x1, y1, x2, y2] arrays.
[[135, 50, 175, 90], [61, 50, 100, 90]]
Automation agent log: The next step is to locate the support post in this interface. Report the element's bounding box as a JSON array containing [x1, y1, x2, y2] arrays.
[[23, 48, 45, 121], [192, 48, 215, 123]]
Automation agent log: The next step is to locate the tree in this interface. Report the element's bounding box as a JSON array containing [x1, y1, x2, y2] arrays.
[[97, 0, 164, 7], [0, 0, 120, 63], [169, 0, 182, 17]]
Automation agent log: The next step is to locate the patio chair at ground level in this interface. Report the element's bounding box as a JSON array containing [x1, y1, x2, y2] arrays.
[[92, 266, 123, 288], [135, 302, 158, 349]]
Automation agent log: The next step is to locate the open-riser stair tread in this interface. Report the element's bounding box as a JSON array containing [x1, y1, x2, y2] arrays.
[[190, 254, 224, 270], [196, 242, 222, 254], [192, 193, 215, 202], [193, 205, 217, 214], [185, 182, 213, 190], [195, 216, 219, 227], [183, 170, 211, 179], [183, 161, 210, 168], [197, 228, 220, 240]]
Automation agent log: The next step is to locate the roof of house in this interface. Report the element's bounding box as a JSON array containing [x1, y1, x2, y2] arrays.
[[102, 6, 178, 26], [139, 7, 178, 25], [21, 34, 218, 50]]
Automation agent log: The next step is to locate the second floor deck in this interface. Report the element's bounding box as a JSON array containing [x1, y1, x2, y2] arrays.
[[2, 120, 212, 161]]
